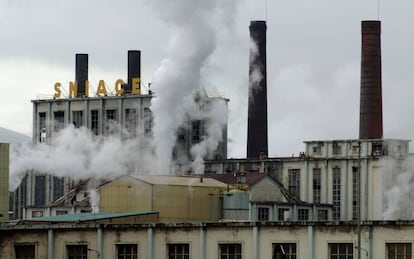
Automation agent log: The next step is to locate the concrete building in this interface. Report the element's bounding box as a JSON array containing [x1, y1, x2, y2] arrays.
[[100, 175, 229, 222], [12, 50, 228, 220], [206, 138, 409, 221], [1, 216, 414, 259], [0, 143, 9, 221]]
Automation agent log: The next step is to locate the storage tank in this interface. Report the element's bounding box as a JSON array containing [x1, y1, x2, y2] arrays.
[[223, 189, 249, 220]]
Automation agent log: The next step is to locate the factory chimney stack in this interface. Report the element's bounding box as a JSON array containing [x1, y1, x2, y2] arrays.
[[75, 54, 88, 97], [247, 20, 268, 159], [359, 20, 383, 139]]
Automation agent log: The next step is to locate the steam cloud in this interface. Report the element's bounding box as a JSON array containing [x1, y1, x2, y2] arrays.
[[149, 0, 240, 174], [249, 36, 263, 101], [10, 125, 155, 191], [382, 156, 414, 220]]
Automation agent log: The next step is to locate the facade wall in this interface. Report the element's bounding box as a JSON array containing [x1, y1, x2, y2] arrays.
[[0, 143, 9, 221], [2, 222, 414, 259], [205, 139, 410, 221], [100, 176, 153, 213]]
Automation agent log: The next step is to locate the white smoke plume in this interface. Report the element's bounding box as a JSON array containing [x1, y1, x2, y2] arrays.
[[9, 124, 155, 191], [149, 0, 240, 174], [248, 36, 263, 102], [382, 156, 414, 220]]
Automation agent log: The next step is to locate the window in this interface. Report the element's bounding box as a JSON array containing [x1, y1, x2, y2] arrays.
[[332, 167, 341, 220], [106, 109, 117, 121], [91, 110, 99, 135], [168, 243, 189, 259], [105, 109, 118, 134], [298, 209, 309, 221], [288, 169, 300, 199], [67, 244, 88, 259], [352, 166, 359, 220], [56, 210, 68, 215], [313, 168, 321, 204], [177, 128, 186, 142], [53, 177, 64, 201], [144, 108, 153, 136], [34, 175, 46, 206], [273, 243, 296, 259], [219, 243, 242, 259], [32, 210, 44, 218], [257, 207, 270, 221], [351, 145, 359, 153], [313, 146, 321, 154], [54, 111, 65, 132], [39, 112, 46, 142], [332, 142, 341, 155], [387, 243, 412, 259], [278, 208, 291, 221], [329, 243, 353, 259], [15, 244, 35, 259], [72, 111, 83, 128], [125, 108, 137, 138], [317, 209, 329, 221], [117, 244, 138, 259], [192, 120, 202, 143]]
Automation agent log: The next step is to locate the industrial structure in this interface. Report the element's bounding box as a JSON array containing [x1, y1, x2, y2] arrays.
[[11, 50, 228, 219], [2, 17, 413, 259], [1, 218, 414, 259], [0, 143, 9, 221]]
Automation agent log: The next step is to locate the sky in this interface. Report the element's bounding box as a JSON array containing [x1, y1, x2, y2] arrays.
[[1, 0, 414, 158]]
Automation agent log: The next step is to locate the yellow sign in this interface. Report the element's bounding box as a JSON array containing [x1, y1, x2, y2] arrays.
[[54, 78, 141, 98]]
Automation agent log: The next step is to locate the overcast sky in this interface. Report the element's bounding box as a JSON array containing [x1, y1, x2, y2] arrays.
[[1, 0, 413, 158]]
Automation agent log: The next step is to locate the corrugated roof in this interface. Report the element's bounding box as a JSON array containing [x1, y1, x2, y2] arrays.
[[127, 174, 228, 188], [21, 211, 156, 223], [207, 172, 267, 186]]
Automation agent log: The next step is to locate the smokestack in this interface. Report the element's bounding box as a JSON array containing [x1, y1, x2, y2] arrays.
[[75, 54, 88, 97], [127, 50, 141, 94], [247, 20, 268, 159], [359, 20, 383, 139]]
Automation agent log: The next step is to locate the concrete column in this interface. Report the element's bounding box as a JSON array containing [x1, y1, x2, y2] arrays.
[[97, 228, 103, 259], [148, 228, 154, 259], [199, 227, 206, 259], [48, 229, 54, 259], [308, 225, 314, 259], [253, 225, 260, 259]]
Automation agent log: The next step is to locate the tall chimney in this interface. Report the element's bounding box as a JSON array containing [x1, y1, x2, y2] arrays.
[[75, 54, 88, 97], [247, 21, 268, 159], [127, 50, 141, 94], [359, 20, 383, 139]]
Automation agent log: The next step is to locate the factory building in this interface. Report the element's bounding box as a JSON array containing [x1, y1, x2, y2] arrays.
[[0, 143, 9, 221], [1, 218, 414, 259], [11, 50, 228, 219]]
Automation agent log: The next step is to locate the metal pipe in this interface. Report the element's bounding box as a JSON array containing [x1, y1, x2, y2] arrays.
[[308, 225, 314, 259]]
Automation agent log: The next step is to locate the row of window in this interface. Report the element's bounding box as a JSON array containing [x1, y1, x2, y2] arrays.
[[257, 207, 329, 221], [38, 108, 153, 141], [14, 242, 412, 259], [288, 166, 360, 221]]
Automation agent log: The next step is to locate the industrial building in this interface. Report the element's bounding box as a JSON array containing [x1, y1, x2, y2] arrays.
[[0, 143, 9, 221], [11, 50, 228, 219], [1, 217, 414, 259]]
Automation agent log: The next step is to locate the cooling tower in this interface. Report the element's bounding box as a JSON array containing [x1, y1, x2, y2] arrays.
[[359, 20, 383, 139], [247, 21, 268, 159]]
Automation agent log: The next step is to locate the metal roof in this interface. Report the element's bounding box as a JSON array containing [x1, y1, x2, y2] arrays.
[[19, 211, 157, 223], [125, 174, 229, 188]]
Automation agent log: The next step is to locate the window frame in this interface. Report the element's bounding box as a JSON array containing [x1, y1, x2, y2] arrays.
[[66, 243, 88, 259], [386, 242, 412, 259], [116, 243, 138, 259], [218, 243, 242, 259], [14, 243, 36, 259], [328, 242, 354, 259], [167, 243, 190, 259], [272, 242, 297, 259]]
